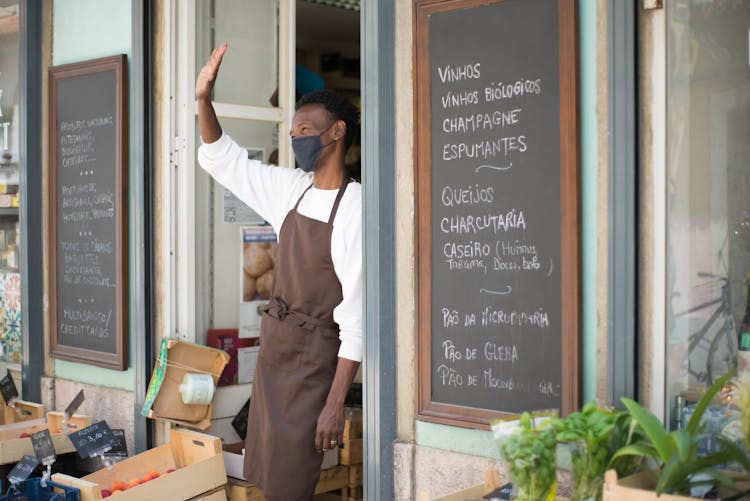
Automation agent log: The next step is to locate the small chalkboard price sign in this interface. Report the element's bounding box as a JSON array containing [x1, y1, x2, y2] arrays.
[[0, 371, 18, 404], [69, 421, 116, 459], [64, 390, 85, 420], [7, 455, 39, 485], [30, 429, 56, 465], [415, 0, 580, 429], [104, 429, 128, 458], [48, 55, 128, 370]]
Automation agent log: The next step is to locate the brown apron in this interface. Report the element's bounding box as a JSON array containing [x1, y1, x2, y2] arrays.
[[244, 177, 349, 500]]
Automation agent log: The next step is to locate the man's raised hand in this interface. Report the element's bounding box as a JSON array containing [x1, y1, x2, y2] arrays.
[[195, 42, 228, 101]]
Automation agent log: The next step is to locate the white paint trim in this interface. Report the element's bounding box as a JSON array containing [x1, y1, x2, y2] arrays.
[[161, 0, 177, 340], [650, 8, 667, 422], [176, 0, 197, 342], [279, 0, 295, 168], [206, 102, 285, 123]]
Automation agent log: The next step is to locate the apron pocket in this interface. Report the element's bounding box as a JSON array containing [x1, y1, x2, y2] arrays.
[[260, 313, 309, 372], [302, 326, 340, 374]]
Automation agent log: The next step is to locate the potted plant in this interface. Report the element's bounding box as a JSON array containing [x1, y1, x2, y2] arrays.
[[606, 371, 750, 499]]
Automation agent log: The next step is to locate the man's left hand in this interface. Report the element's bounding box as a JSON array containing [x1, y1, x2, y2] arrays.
[[315, 402, 344, 453]]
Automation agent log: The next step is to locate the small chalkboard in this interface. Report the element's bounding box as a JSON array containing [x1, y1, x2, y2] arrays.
[[0, 371, 18, 404], [64, 390, 85, 420], [30, 429, 56, 464], [48, 55, 129, 370], [7, 455, 39, 485], [104, 429, 128, 457], [414, 0, 580, 428], [69, 421, 116, 459], [484, 483, 513, 500]]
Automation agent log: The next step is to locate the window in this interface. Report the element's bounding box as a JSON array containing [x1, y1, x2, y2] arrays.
[[0, 2, 22, 366], [665, 0, 750, 428]]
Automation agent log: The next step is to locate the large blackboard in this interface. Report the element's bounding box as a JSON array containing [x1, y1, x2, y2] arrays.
[[48, 55, 128, 370], [416, 0, 579, 428]]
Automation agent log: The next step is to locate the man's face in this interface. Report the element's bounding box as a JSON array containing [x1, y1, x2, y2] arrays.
[[291, 103, 333, 140]]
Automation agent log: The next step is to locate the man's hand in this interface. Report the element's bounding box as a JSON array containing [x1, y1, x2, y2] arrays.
[[315, 402, 345, 453], [315, 357, 360, 453], [195, 42, 227, 101], [196, 43, 227, 143]]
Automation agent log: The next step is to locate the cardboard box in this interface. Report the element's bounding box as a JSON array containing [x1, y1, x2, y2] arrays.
[[222, 443, 339, 481], [52, 428, 227, 501], [142, 338, 230, 430], [0, 417, 78, 465]]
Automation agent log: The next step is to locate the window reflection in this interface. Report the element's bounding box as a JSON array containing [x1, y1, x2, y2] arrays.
[[665, 0, 750, 428]]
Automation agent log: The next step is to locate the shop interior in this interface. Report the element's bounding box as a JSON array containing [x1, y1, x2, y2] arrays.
[[195, 0, 362, 447]]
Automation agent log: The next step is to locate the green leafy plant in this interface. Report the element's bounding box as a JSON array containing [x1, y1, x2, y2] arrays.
[[552, 401, 644, 500], [494, 412, 557, 501], [612, 370, 749, 497]]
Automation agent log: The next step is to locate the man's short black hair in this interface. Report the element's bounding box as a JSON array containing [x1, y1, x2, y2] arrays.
[[295, 90, 359, 150]]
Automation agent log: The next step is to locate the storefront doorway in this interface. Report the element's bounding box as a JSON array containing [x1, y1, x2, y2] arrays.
[[161, 0, 379, 496]]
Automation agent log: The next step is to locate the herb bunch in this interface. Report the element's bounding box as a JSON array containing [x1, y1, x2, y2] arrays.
[[496, 412, 556, 501]]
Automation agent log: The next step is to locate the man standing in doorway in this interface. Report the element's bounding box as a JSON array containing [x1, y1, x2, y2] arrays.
[[196, 43, 362, 501]]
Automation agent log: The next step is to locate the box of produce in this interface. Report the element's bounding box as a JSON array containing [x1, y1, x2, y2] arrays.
[[0, 418, 78, 465], [51, 428, 226, 500]]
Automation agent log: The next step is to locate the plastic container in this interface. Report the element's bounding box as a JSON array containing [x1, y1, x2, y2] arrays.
[[178, 373, 215, 405], [0, 478, 80, 501]]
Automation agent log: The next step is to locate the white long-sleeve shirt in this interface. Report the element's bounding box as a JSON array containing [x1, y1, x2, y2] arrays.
[[198, 133, 363, 362]]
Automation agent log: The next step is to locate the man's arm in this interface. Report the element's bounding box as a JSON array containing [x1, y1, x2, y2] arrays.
[[196, 43, 227, 143], [315, 358, 360, 453]]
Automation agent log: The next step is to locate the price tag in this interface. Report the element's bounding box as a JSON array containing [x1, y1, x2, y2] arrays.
[[104, 429, 128, 458], [69, 421, 116, 459], [0, 371, 19, 405], [30, 429, 56, 465], [7, 455, 38, 485], [64, 390, 85, 421]]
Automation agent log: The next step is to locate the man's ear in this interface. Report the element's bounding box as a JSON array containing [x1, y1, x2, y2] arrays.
[[334, 120, 346, 141]]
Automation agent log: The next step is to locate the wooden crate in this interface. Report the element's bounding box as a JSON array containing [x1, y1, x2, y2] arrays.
[[46, 411, 92, 434], [0, 418, 78, 465], [602, 469, 750, 501], [316, 465, 348, 493], [341, 484, 363, 500], [339, 439, 362, 465], [227, 465, 349, 501], [2, 400, 45, 425], [343, 418, 362, 442], [347, 464, 362, 487], [189, 484, 228, 500], [52, 428, 227, 501]]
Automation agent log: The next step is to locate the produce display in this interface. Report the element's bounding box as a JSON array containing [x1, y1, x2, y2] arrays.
[[100, 468, 175, 497]]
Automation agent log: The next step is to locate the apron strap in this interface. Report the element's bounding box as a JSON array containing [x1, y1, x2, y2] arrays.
[[264, 297, 338, 330], [292, 182, 315, 212], [327, 177, 351, 225]]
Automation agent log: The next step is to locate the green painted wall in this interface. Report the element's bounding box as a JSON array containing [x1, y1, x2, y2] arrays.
[[415, 0, 599, 456], [52, 0, 134, 391], [579, 0, 598, 407]]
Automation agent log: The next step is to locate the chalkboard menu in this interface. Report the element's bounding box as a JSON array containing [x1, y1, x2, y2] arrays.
[[48, 55, 128, 370], [415, 0, 580, 428]]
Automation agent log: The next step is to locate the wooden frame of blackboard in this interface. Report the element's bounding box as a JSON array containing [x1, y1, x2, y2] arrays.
[[47, 55, 129, 370], [414, 0, 580, 429]]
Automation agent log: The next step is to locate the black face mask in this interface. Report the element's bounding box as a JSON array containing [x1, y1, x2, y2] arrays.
[[292, 123, 336, 172]]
